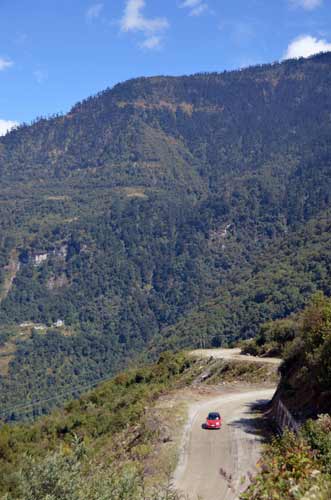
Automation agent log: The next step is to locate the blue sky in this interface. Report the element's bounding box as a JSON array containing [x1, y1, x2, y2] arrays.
[[0, 0, 331, 134]]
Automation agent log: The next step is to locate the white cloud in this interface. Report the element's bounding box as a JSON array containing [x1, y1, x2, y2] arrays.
[[121, 0, 168, 33], [180, 0, 209, 16], [140, 35, 162, 49], [0, 58, 13, 71], [120, 0, 168, 49], [86, 3, 104, 21], [290, 0, 323, 10], [0, 119, 19, 137], [283, 35, 331, 59]]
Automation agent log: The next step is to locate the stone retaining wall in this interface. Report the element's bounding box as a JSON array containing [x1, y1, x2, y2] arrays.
[[271, 393, 301, 434]]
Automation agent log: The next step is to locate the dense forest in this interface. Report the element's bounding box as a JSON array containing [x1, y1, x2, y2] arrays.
[[1, 52, 331, 417]]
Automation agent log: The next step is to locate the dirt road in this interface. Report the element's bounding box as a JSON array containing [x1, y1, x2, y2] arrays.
[[174, 387, 276, 500], [191, 348, 281, 366]]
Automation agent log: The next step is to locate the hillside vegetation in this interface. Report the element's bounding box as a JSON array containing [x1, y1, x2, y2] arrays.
[[0, 351, 273, 499], [242, 293, 331, 499], [0, 352, 195, 498], [1, 53, 331, 415]]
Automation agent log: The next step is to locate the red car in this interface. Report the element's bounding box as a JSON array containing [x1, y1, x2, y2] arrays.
[[205, 412, 222, 429]]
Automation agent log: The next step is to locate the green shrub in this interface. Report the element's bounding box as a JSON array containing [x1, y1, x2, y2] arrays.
[[241, 431, 322, 500], [303, 415, 331, 474]]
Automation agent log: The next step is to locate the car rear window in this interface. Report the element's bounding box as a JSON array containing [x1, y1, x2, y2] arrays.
[[208, 413, 220, 420]]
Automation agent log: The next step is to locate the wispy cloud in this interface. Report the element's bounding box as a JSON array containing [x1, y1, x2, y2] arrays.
[[181, 0, 201, 7], [34, 69, 48, 84], [180, 0, 209, 16], [0, 119, 19, 137], [289, 0, 323, 10], [15, 33, 28, 45], [283, 34, 331, 59], [191, 4, 208, 16], [140, 35, 162, 50], [0, 57, 13, 71], [219, 20, 255, 46], [86, 3, 104, 21]]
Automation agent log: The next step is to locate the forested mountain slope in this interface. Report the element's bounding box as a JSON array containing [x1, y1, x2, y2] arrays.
[[1, 52, 331, 417], [158, 210, 331, 350]]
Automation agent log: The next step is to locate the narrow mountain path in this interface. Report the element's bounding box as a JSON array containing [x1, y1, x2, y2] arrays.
[[173, 386, 276, 500], [191, 347, 281, 366]]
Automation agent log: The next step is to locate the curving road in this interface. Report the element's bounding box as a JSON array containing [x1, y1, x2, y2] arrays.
[[191, 348, 281, 366], [174, 385, 276, 500]]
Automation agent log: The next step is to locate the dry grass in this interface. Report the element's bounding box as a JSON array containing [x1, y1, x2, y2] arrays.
[[0, 250, 20, 302], [204, 360, 279, 385], [0, 354, 14, 376], [0, 341, 16, 376], [45, 195, 70, 201], [143, 397, 189, 487], [119, 187, 148, 198]]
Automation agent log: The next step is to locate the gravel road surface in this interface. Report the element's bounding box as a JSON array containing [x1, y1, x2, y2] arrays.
[[191, 348, 281, 366], [174, 386, 276, 500]]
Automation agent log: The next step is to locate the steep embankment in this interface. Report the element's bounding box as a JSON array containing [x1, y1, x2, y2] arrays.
[[240, 294, 331, 500]]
